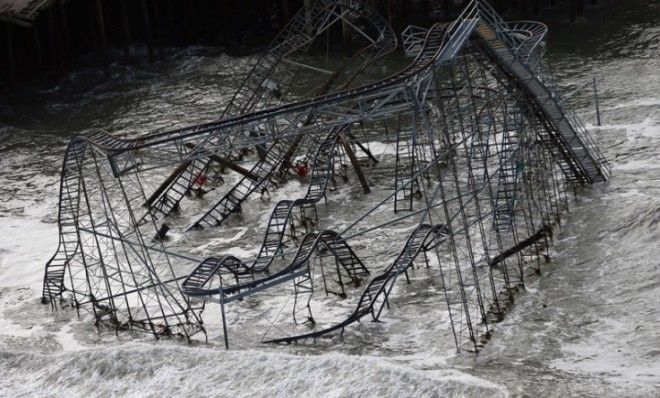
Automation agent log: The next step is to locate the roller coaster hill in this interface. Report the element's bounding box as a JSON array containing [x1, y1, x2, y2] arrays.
[[41, 0, 610, 352]]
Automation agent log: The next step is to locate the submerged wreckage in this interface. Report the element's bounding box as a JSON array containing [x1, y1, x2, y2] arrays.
[[42, 0, 609, 352]]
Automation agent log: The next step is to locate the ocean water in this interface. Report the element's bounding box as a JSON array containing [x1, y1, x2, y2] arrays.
[[0, 3, 658, 396]]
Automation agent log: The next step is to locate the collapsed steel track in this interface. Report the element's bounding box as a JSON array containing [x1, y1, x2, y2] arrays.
[[42, 0, 609, 352]]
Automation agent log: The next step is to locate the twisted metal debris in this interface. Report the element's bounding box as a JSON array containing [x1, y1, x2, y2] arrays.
[[42, 0, 609, 352]]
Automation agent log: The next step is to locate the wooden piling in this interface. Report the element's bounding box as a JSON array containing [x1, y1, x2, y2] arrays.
[[48, 7, 65, 75], [94, 0, 107, 63], [281, 0, 290, 25], [577, 0, 585, 17], [421, 0, 429, 15], [57, 0, 70, 65], [32, 25, 43, 78], [151, 0, 164, 61], [340, 133, 370, 194], [119, 0, 131, 58], [87, 0, 99, 56], [140, 0, 155, 62], [182, 0, 192, 44], [442, 0, 451, 17], [341, 0, 354, 57], [5, 25, 16, 85]]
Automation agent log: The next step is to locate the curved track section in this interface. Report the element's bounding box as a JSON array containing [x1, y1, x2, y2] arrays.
[[265, 223, 449, 344], [191, 124, 345, 275], [42, 141, 86, 301], [181, 230, 368, 302], [182, 23, 452, 301], [505, 21, 547, 65]]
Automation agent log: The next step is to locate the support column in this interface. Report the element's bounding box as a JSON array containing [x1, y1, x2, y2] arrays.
[[303, 0, 313, 35]]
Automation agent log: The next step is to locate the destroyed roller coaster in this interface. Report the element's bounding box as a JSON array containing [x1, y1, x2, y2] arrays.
[[41, 0, 611, 352]]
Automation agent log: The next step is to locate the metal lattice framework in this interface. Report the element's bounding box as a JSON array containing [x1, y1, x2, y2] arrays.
[[42, 0, 609, 352]]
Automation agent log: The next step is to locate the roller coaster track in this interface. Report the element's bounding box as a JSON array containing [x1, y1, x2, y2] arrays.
[[43, 0, 609, 344], [147, 0, 396, 220], [265, 223, 449, 344], [42, 142, 85, 302], [178, 21, 452, 304], [181, 230, 368, 312]]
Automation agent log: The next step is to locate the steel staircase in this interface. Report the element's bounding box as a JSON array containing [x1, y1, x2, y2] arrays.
[[473, 15, 609, 183], [149, 159, 209, 217], [188, 134, 301, 230], [145, 1, 334, 220]]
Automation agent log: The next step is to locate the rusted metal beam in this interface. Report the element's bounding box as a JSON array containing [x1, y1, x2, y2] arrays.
[[183, 142, 260, 181], [347, 131, 378, 163], [489, 225, 552, 268], [210, 155, 260, 182], [339, 133, 370, 193]]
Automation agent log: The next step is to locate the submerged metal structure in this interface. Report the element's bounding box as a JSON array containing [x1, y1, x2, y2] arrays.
[[42, 0, 609, 352]]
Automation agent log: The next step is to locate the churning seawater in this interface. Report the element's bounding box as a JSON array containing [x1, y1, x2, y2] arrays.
[[0, 2, 658, 396]]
